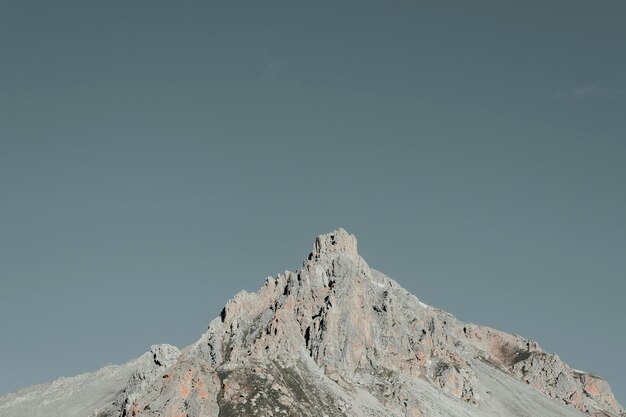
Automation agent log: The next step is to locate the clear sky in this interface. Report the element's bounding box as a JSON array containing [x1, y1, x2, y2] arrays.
[[1, 0, 625, 405]]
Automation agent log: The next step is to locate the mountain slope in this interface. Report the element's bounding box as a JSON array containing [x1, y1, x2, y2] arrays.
[[0, 344, 180, 417], [1, 229, 623, 417]]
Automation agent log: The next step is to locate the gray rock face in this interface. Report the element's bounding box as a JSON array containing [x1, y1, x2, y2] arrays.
[[0, 344, 179, 417], [1, 229, 623, 417]]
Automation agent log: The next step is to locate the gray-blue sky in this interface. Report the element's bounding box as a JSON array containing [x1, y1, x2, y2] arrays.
[[1, 0, 625, 404]]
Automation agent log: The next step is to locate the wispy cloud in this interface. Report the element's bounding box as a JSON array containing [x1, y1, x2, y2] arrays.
[[262, 56, 287, 80], [554, 84, 624, 100], [259, 55, 302, 90]]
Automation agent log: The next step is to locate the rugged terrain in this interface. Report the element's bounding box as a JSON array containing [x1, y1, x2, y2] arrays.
[[1, 229, 623, 417]]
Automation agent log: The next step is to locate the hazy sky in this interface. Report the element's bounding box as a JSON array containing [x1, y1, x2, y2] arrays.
[[1, 0, 625, 405]]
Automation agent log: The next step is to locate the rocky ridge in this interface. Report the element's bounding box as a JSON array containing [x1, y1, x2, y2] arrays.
[[0, 229, 623, 417]]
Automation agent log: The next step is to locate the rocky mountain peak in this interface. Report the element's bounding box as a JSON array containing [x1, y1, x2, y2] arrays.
[[309, 228, 359, 262], [2, 229, 623, 417]]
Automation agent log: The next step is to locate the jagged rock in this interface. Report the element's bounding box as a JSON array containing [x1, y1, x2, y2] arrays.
[[1, 228, 623, 417]]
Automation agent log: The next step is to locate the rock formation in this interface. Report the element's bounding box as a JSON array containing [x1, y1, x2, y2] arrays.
[[1, 229, 623, 417]]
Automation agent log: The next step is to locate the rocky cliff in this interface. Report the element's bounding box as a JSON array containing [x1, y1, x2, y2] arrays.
[[1, 229, 623, 417]]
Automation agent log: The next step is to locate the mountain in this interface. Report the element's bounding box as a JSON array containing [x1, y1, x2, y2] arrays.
[[1, 229, 623, 417]]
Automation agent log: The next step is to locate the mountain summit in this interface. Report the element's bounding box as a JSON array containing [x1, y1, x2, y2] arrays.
[[1, 229, 623, 417]]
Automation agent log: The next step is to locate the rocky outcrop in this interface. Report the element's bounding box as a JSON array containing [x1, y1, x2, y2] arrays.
[[510, 352, 624, 417], [1, 228, 623, 417], [0, 344, 180, 417]]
